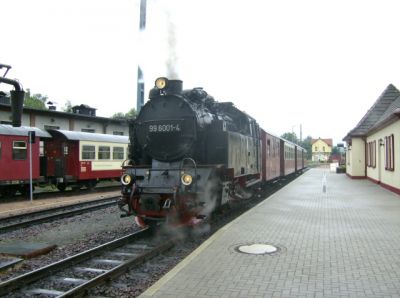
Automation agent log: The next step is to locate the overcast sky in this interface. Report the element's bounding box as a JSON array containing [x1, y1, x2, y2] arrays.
[[2, 0, 400, 145]]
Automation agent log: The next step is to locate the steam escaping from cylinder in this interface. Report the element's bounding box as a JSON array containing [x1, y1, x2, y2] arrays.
[[199, 177, 220, 218]]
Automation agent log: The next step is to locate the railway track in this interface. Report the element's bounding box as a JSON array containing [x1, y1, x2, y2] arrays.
[[0, 228, 175, 297], [0, 171, 306, 297], [0, 196, 119, 233]]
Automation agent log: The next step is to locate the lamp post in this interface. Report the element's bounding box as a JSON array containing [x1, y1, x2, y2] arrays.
[[28, 131, 35, 202]]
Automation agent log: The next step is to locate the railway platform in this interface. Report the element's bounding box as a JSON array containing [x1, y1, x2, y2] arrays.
[[141, 167, 400, 297], [0, 189, 120, 218]]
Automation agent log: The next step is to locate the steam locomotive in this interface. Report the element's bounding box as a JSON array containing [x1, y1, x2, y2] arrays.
[[119, 77, 306, 227]]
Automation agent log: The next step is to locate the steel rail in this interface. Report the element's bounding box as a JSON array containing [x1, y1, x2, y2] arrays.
[[0, 228, 154, 296], [59, 239, 175, 297], [0, 197, 120, 233]]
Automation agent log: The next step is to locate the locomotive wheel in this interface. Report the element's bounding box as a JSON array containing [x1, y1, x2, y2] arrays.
[[57, 183, 67, 192], [135, 216, 159, 228]]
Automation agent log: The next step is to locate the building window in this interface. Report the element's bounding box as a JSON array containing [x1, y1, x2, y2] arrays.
[[385, 135, 395, 171], [315, 146, 318, 152], [113, 131, 124, 136], [81, 128, 95, 133], [113, 147, 124, 160], [82, 145, 95, 160], [367, 141, 376, 168], [13, 140, 27, 160], [98, 146, 110, 160], [44, 125, 60, 130]]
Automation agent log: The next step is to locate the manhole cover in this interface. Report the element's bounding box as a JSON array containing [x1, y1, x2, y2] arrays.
[[236, 243, 278, 255]]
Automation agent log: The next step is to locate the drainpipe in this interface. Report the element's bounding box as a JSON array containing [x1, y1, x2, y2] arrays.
[[362, 136, 367, 178]]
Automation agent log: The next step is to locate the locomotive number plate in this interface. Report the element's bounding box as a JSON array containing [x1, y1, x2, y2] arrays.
[[148, 123, 181, 133]]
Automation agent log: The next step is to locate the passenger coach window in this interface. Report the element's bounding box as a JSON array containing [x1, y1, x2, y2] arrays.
[[113, 147, 124, 160], [98, 146, 111, 160], [82, 145, 95, 160], [40, 141, 45, 156], [13, 141, 27, 160]]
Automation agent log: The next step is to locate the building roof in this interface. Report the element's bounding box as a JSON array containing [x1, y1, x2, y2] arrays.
[[48, 129, 129, 143], [311, 138, 333, 147], [374, 94, 400, 126], [0, 103, 130, 124], [343, 84, 400, 141], [0, 124, 52, 138]]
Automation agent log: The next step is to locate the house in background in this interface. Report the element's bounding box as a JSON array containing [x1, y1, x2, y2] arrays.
[[343, 83, 400, 194], [311, 138, 332, 162]]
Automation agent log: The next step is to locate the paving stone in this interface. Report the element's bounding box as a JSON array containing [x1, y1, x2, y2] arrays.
[[141, 168, 400, 297]]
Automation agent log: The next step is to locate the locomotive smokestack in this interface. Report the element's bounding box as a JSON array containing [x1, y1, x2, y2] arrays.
[[167, 80, 182, 94], [150, 78, 182, 99]]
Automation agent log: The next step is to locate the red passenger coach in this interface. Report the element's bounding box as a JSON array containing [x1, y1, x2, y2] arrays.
[[261, 129, 282, 182], [281, 140, 296, 176], [296, 146, 305, 171], [0, 125, 51, 196], [44, 130, 129, 191]]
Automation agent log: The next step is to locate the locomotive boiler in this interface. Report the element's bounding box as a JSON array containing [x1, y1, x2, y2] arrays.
[[119, 77, 262, 227]]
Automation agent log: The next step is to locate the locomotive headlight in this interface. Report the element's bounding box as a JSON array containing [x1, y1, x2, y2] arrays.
[[155, 77, 168, 89], [121, 174, 132, 185], [181, 173, 193, 186]]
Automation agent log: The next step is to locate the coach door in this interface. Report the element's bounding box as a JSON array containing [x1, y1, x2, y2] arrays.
[[55, 142, 68, 177]]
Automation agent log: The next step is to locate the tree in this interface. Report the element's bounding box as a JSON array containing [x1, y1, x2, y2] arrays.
[[62, 100, 73, 113], [24, 88, 47, 110], [111, 108, 137, 120], [280, 132, 312, 160], [299, 136, 312, 160], [331, 146, 340, 155], [281, 132, 298, 144]]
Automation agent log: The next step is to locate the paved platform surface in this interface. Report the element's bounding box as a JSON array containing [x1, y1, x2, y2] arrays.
[[141, 168, 400, 297], [0, 190, 120, 218]]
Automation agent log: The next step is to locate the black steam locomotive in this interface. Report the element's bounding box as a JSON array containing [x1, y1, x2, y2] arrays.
[[119, 77, 261, 227]]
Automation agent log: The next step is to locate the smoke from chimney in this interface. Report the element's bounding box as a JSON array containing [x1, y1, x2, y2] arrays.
[[165, 11, 179, 79]]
